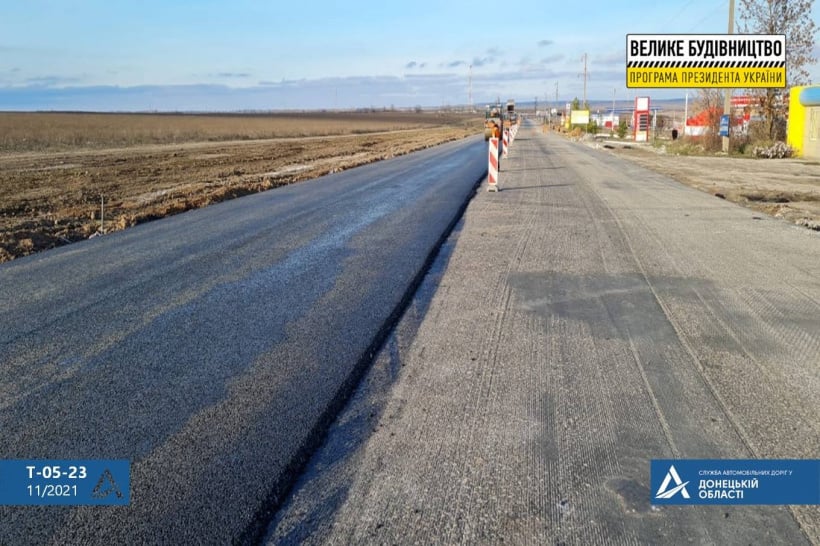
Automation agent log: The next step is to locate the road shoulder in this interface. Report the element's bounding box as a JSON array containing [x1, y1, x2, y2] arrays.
[[266, 124, 816, 545]]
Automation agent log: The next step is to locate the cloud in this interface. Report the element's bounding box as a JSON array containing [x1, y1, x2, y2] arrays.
[[0, 63, 658, 112], [537, 39, 554, 47], [24, 75, 84, 87], [585, 69, 626, 82], [472, 56, 494, 67], [486, 47, 502, 56], [594, 51, 623, 65], [473, 70, 552, 84], [259, 75, 405, 90], [405, 61, 428, 70], [215, 72, 251, 79], [0, 44, 61, 56], [404, 73, 461, 83], [0, 72, 475, 111], [541, 54, 565, 64], [446, 60, 466, 68]]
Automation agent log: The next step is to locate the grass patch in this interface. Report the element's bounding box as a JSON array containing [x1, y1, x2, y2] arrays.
[[665, 140, 706, 156]]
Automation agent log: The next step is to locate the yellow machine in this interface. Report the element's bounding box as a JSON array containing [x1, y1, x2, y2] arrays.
[[484, 100, 519, 140], [484, 105, 502, 140]]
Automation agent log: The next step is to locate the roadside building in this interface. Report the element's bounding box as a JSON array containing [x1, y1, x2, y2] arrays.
[[787, 85, 820, 159], [684, 108, 716, 137]]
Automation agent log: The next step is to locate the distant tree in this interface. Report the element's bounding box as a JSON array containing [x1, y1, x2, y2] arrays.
[[738, 0, 817, 140], [571, 97, 581, 110], [617, 120, 628, 138], [696, 89, 724, 151]]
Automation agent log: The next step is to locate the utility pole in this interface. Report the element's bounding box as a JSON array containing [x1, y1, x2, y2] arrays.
[[468, 64, 473, 112], [545, 92, 550, 125], [582, 53, 588, 108], [611, 88, 616, 131], [534, 96, 538, 118], [722, 0, 735, 152]]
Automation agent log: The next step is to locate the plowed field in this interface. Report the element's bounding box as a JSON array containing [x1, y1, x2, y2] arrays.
[[0, 112, 480, 262]]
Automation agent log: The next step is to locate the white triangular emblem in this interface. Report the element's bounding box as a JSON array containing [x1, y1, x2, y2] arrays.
[[655, 464, 690, 499]]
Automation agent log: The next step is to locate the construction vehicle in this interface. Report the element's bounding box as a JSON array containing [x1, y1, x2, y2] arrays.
[[484, 104, 502, 140], [484, 100, 519, 140], [506, 99, 519, 126]]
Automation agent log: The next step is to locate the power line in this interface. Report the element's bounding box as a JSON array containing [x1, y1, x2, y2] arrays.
[[687, 0, 729, 32], [662, 0, 697, 29]]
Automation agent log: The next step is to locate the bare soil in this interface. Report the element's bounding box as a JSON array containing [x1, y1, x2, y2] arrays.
[[0, 112, 480, 262], [602, 141, 820, 231], [10, 115, 813, 265]]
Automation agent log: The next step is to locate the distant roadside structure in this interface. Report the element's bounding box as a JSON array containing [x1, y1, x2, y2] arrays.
[[787, 85, 820, 159], [684, 109, 716, 137]]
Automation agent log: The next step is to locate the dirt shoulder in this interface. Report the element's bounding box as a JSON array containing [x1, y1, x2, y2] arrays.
[[0, 121, 478, 263], [598, 140, 820, 231]]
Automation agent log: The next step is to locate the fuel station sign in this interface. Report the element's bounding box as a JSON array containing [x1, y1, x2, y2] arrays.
[[633, 97, 650, 142], [626, 34, 786, 89]]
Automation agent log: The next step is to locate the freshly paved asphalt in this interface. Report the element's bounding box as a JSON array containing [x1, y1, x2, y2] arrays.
[[0, 136, 486, 544], [267, 122, 819, 545]]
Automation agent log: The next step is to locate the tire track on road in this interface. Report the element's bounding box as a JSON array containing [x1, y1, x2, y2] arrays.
[[577, 149, 761, 459], [568, 138, 818, 543], [564, 138, 683, 463]]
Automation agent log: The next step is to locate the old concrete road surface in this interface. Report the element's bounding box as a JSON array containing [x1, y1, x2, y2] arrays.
[[0, 137, 487, 544], [267, 122, 820, 545]]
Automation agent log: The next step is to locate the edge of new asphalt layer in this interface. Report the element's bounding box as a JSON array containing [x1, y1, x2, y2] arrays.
[[261, 125, 818, 545], [237, 155, 488, 543]]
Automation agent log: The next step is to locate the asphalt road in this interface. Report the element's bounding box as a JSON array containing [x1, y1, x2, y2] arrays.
[[0, 136, 486, 544], [267, 122, 819, 544]]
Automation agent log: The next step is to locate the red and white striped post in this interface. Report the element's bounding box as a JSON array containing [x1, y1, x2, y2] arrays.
[[487, 137, 499, 192], [502, 129, 510, 158]]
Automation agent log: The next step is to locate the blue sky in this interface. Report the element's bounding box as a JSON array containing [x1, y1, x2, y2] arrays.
[[1, 0, 818, 111]]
